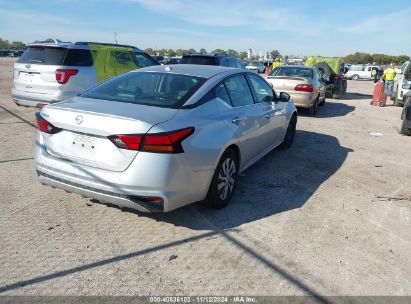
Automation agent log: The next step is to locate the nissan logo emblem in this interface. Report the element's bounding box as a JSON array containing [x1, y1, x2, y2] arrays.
[[75, 115, 84, 124]]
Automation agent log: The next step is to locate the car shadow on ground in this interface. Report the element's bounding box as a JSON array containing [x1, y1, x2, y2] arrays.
[[143, 130, 353, 230], [344, 92, 373, 101], [298, 102, 355, 118]]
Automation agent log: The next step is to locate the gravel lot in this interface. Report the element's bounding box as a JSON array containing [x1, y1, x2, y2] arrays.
[[0, 58, 410, 297]]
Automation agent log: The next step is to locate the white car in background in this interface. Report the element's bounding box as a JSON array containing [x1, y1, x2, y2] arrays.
[[391, 61, 410, 106], [245, 61, 265, 74], [345, 64, 381, 80]]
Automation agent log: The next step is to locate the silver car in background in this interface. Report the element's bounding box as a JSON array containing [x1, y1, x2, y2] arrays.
[[35, 65, 297, 212], [12, 40, 159, 108], [266, 65, 326, 115]]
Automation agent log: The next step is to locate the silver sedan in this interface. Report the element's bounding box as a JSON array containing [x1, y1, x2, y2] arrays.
[[35, 65, 297, 212]]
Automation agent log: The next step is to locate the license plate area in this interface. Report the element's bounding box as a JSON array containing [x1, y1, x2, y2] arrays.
[[72, 133, 97, 151]]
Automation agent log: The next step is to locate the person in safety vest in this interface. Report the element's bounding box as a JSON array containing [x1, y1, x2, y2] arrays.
[[272, 58, 282, 68], [381, 63, 397, 95]]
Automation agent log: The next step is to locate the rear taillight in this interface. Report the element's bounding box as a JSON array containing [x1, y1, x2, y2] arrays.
[[56, 69, 78, 84], [295, 84, 314, 92], [108, 127, 194, 154], [35, 112, 61, 134], [334, 75, 340, 81]]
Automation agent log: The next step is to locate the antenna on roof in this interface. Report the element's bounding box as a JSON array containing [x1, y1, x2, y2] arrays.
[[114, 32, 118, 44]]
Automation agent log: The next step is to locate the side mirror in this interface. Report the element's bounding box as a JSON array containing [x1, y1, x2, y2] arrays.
[[279, 92, 290, 102], [343, 67, 349, 74]]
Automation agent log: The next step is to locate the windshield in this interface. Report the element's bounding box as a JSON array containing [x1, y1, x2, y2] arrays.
[[81, 72, 206, 108], [269, 66, 313, 78], [179, 56, 217, 65]]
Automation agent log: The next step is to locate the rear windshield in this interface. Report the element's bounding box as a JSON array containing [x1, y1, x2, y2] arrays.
[[17, 47, 67, 65], [269, 66, 313, 78], [179, 56, 217, 65], [81, 72, 206, 108], [17, 47, 93, 66]]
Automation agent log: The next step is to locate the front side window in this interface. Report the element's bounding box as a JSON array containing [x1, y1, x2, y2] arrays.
[[224, 74, 254, 107], [247, 74, 274, 103], [81, 72, 206, 108]]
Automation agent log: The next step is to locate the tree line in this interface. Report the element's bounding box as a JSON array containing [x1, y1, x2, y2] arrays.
[[343, 52, 410, 65], [0, 38, 25, 49], [144, 48, 281, 60]]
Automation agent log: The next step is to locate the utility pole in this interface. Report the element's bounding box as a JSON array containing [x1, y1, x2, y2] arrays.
[[114, 32, 118, 44]]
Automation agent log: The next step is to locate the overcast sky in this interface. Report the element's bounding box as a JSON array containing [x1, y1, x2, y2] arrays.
[[1, 0, 410, 56]]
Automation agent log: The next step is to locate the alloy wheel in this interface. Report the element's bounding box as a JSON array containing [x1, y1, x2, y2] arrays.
[[217, 157, 236, 201]]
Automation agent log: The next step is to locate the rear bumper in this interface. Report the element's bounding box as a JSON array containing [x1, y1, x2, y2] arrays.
[[35, 132, 213, 212], [12, 89, 77, 107], [287, 92, 315, 108], [37, 171, 162, 212]]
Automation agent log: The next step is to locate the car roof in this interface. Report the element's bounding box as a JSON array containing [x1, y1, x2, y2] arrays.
[[27, 41, 145, 52], [277, 65, 316, 69], [134, 64, 237, 78], [183, 53, 227, 58]]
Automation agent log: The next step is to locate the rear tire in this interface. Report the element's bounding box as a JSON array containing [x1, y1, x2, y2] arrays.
[[203, 149, 239, 209], [400, 109, 411, 135], [332, 85, 343, 99], [351, 74, 359, 80], [308, 97, 318, 115], [319, 95, 326, 106]]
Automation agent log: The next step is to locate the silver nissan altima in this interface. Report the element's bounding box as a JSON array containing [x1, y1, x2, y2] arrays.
[[35, 64, 297, 212]]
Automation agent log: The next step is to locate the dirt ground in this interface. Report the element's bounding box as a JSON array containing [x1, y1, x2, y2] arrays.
[[0, 58, 410, 297]]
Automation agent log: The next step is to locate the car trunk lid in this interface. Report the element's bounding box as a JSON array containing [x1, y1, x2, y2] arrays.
[[266, 76, 311, 92], [40, 96, 178, 171]]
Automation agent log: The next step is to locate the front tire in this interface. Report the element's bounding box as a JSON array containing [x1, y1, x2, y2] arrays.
[[351, 74, 359, 80], [203, 149, 239, 209], [280, 115, 297, 149]]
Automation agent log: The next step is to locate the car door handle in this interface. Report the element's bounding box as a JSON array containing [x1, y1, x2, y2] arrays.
[[232, 118, 242, 124]]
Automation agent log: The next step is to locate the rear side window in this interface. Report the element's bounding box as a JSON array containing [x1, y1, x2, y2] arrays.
[[109, 50, 135, 69], [63, 49, 93, 66], [134, 53, 159, 68], [180, 56, 217, 65], [214, 83, 231, 105], [81, 72, 206, 108], [224, 74, 254, 107], [220, 58, 229, 67], [17, 47, 67, 65], [227, 58, 237, 68]]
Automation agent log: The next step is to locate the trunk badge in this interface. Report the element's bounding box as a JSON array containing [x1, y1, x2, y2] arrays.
[[25, 64, 31, 68], [75, 115, 84, 124]]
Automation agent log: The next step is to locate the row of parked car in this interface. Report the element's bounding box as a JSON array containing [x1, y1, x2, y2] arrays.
[[14, 40, 298, 212]]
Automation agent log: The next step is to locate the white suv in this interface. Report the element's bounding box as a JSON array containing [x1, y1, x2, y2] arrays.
[[391, 61, 411, 106], [12, 39, 159, 107]]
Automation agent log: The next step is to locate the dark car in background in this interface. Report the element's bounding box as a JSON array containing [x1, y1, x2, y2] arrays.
[[305, 57, 348, 99], [179, 53, 243, 69], [400, 94, 411, 135]]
